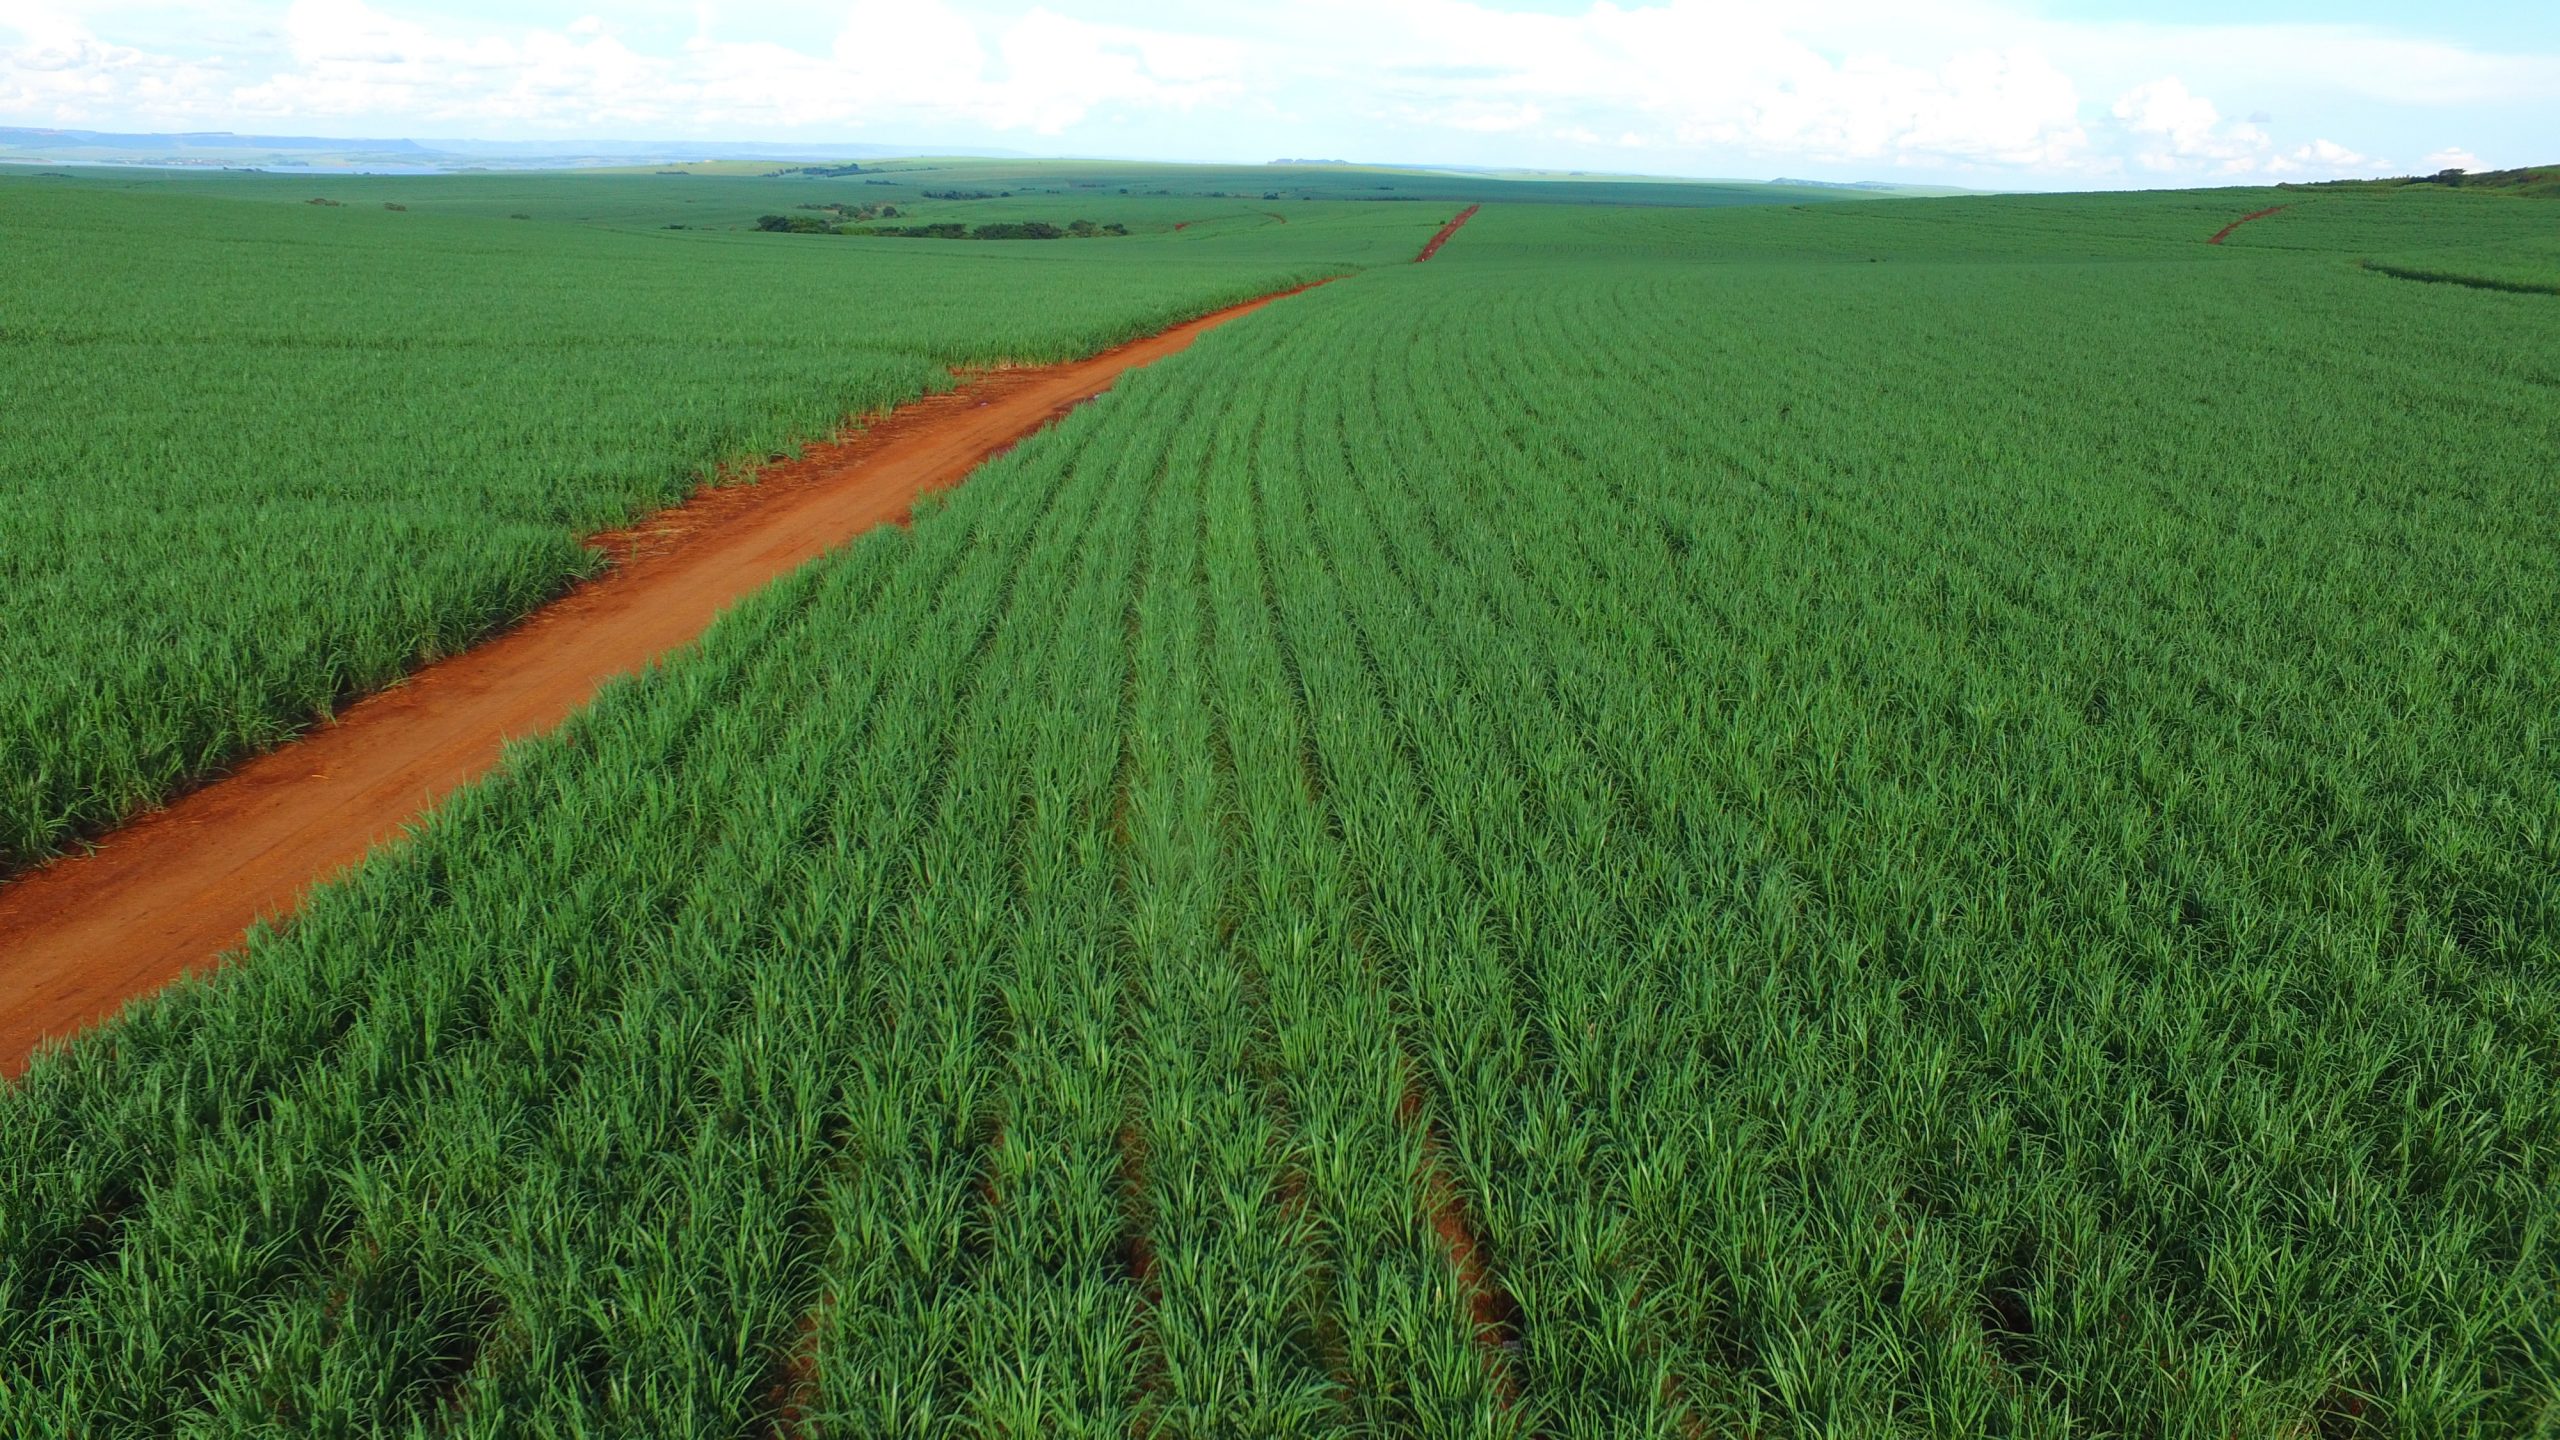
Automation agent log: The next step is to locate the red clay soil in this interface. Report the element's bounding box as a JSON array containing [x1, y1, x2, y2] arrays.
[[1397, 1075, 1521, 1394], [1118, 1123, 1158, 1288], [0, 281, 1329, 1078], [1424, 1165, 1519, 1352], [2208, 204, 2288, 244], [1415, 205, 1480, 262], [1117, 1121, 1167, 1411], [765, 1307, 824, 1440]]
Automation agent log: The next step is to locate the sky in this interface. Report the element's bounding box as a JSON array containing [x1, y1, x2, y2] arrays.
[[4, 0, 2555, 188]]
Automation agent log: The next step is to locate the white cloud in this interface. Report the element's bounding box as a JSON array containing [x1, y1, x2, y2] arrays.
[[2, 0, 2552, 183], [2110, 75, 2388, 179], [2262, 136, 2383, 176], [1427, 101, 1544, 134], [1278, 0, 2092, 172], [2112, 76, 2225, 159], [982, 7, 1244, 133], [2421, 145, 2485, 172], [72, 0, 1241, 135]]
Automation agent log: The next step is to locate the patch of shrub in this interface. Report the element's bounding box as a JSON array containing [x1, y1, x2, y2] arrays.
[[848, 222, 970, 239], [799, 216, 1128, 242]]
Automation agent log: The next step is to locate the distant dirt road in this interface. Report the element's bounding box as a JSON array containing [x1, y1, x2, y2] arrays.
[[1417, 205, 1481, 261], [2208, 205, 2289, 244], [0, 280, 1331, 1077]]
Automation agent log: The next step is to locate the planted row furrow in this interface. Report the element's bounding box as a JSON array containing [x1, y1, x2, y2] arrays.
[[1224, 329, 1492, 1435], [937, 394, 1169, 1433], [1262, 308, 1533, 1433], [1318, 289, 1718, 1432], [795, 386, 1149, 1435]]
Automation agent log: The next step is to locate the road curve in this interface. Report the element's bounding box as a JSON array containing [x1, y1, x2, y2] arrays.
[[0, 280, 1332, 1077], [2208, 204, 2289, 244]]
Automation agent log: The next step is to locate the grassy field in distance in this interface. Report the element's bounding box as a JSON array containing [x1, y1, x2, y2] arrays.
[[5, 155, 1933, 233], [4, 176, 2554, 1435]]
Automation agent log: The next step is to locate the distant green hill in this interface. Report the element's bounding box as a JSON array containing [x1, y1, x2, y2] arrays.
[[0, 127, 1963, 200], [2289, 163, 2560, 198]]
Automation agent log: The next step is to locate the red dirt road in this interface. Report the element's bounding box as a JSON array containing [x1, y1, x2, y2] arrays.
[[2208, 204, 2288, 244], [0, 282, 1328, 1078], [1416, 205, 1480, 262]]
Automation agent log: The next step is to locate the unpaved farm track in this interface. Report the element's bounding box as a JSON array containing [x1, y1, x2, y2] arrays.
[[2208, 205, 2288, 244], [1416, 205, 1480, 262], [0, 281, 1329, 1077]]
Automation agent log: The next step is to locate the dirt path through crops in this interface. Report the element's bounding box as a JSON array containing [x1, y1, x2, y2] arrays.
[[1398, 1070, 1521, 1399], [0, 281, 1330, 1078], [2208, 204, 2288, 244], [1416, 205, 1480, 262]]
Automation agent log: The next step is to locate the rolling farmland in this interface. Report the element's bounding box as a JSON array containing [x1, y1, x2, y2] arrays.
[[3, 172, 2558, 1436]]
